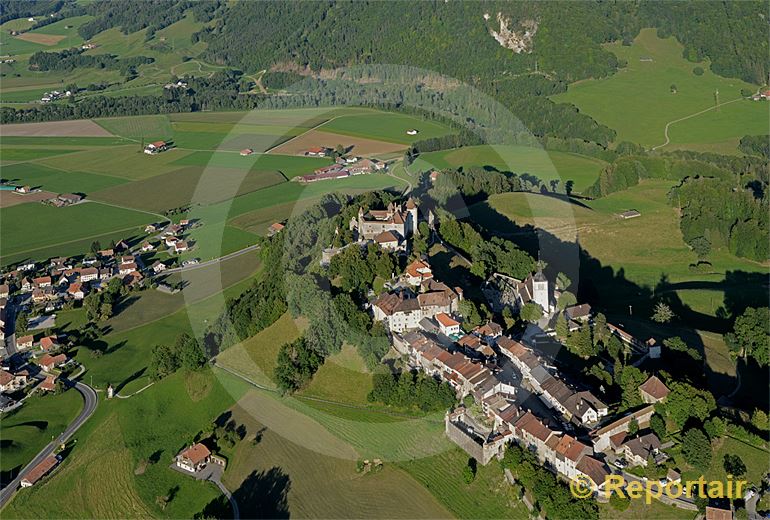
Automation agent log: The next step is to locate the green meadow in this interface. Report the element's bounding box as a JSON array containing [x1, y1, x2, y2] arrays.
[[552, 28, 764, 151], [320, 111, 454, 144], [0, 202, 154, 265], [413, 144, 607, 192], [1, 162, 129, 193], [0, 390, 83, 475]]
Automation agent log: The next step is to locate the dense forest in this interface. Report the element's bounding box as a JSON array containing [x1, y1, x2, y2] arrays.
[[29, 49, 153, 73], [0, 0, 62, 24], [3, 1, 765, 148]]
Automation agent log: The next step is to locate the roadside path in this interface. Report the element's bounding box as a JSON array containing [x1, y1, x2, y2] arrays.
[[651, 96, 744, 151], [115, 381, 155, 399], [163, 244, 261, 274], [0, 379, 97, 508]]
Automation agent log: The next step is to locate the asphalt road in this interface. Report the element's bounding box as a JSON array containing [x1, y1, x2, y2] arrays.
[[0, 377, 98, 508]]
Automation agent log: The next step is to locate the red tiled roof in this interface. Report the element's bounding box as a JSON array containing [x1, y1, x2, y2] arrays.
[[180, 443, 211, 465], [22, 455, 58, 485], [435, 313, 459, 328]]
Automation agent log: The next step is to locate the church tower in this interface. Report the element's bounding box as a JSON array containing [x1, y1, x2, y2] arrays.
[[532, 265, 549, 313]]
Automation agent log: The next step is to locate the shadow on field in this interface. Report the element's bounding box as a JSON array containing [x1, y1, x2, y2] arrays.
[[196, 467, 292, 520]]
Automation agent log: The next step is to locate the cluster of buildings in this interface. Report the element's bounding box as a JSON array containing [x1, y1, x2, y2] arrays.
[[297, 156, 386, 183], [750, 89, 770, 101], [44, 193, 83, 208], [40, 90, 72, 103]]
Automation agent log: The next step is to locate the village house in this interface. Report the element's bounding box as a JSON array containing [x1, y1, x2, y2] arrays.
[[638, 375, 670, 404], [20, 455, 60, 487], [118, 263, 137, 276], [165, 236, 179, 248], [240, 148, 254, 156], [0, 369, 27, 392], [140, 241, 155, 252], [67, 283, 85, 300], [20, 277, 33, 292], [56, 193, 83, 205], [17, 335, 34, 350], [372, 280, 461, 333], [591, 405, 655, 452], [565, 303, 592, 322], [174, 241, 189, 253], [145, 224, 157, 233], [304, 146, 331, 157], [38, 353, 67, 371], [435, 312, 461, 336], [0, 284, 8, 299], [33, 276, 52, 288], [151, 261, 167, 274], [404, 258, 433, 286], [79, 267, 99, 282], [39, 375, 57, 392], [176, 443, 211, 473], [618, 432, 663, 467], [705, 505, 734, 520]]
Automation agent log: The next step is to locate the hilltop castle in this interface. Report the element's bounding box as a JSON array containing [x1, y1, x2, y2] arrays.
[[350, 198, 418, 241]]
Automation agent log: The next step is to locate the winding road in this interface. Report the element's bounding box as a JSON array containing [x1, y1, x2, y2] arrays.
[[0, 378, 98, 508]]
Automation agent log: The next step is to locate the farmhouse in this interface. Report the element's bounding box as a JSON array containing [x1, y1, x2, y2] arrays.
[[33, 276, 52, 288], [66, 283, 85, 300], [304, 146, 331, 157], [20, 455, 59, 487], [144, 141, 167, 155], [176, 443, 211, 473], [79, 267, 98, 282], [267, 222, 285, 236], [240, 148, 254, 156]]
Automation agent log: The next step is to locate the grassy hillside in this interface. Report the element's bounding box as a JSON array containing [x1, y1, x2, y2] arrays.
[[552, 29, 765, 152], [413, 144, 607, 193]]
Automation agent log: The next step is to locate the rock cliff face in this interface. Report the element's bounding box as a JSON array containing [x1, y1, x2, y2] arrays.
[[488, 13, 538, 54]]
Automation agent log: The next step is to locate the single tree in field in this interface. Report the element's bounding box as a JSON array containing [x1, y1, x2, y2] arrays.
[[682, 428, 712, 471], [670, 84, 678, 93], [723, 454, 747, 477], [651, 302, 674, 323]]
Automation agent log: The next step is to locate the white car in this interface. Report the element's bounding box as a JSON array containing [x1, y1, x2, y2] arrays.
[[613, 459, 628, 469]]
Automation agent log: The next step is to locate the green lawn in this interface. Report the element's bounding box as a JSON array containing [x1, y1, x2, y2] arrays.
[[396, 447, 529, 519], [94, 115, 174, 141], [552, 28, 763, 150], [414, 144, 607, 192], [0, 201, 154, 265], [319, 111, 454, 145], [91, 165, 286, 212], [219, 403, 453, 519], [298, 344, 374, 406], [4, 370, 238, 519], [0, 162, 129, 193], [0, 389, 83, 474], [0, 148, 79, 164], [172, 151, 332, 178]]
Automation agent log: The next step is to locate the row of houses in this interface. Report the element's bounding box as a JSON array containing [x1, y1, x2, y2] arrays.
[[497, 337, 608, 427], [394, 327, 612, 491]]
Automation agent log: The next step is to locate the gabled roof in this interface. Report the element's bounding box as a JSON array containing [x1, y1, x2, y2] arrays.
[[435, 312, 459, 328], [565, 303, 592, 320], [180, 443, 211, 465], [639, 375, 670, 400], [576, 456, 609, 487], [514, 411, 554, 442], [21, 455, 58, 485], [373, 230, 399, 244], [554, 434, 590, 463]]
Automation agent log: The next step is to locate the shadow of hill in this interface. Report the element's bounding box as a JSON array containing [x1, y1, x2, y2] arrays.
[[450, 193, 767, 410]]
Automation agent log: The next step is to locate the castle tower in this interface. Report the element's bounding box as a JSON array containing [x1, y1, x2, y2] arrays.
[[532, 266, 549, 313]]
